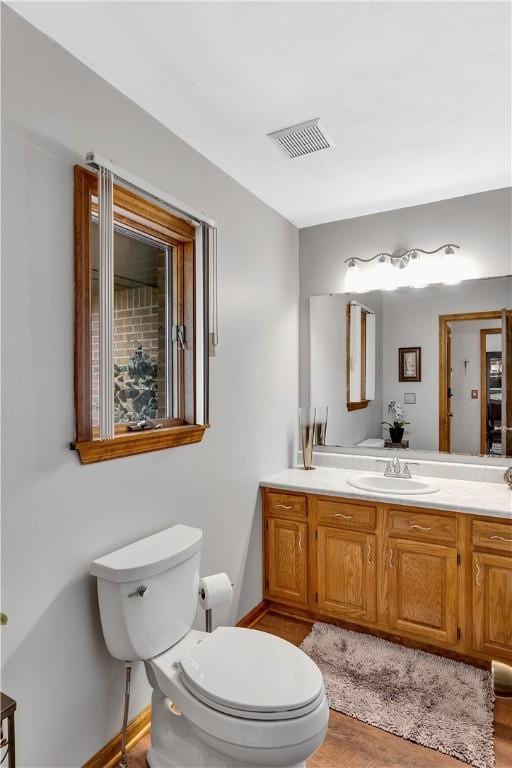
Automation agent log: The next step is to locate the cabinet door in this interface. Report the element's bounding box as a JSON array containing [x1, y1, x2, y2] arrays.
[[317, 526, 376, 622], [388, 539, 458, 645], [266, 518, 307, 606], [473, 552, 512, 661]]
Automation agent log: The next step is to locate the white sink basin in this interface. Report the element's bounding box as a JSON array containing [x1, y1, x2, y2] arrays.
[[347, 474, 440, 495]]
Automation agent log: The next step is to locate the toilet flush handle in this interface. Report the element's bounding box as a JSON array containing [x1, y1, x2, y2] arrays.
[[128, 585, 148, 598]]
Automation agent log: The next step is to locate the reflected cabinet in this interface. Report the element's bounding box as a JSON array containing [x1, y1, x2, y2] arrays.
[[263, 488, 512, 664]]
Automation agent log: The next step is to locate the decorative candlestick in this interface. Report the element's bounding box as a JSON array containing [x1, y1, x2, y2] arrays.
[[299, 407, 316, 470]]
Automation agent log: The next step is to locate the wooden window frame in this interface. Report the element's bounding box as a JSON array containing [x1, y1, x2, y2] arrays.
[[73, 166, 207, 463], [346, 303, 370, 411]]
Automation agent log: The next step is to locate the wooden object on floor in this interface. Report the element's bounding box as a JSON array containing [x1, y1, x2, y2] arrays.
[[0, 693, 16, 768], [129, 609, 512, 768], [262, 487, 512, 664]]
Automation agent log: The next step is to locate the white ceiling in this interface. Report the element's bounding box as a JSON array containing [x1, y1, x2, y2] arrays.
[[9, 1, 512, 227]]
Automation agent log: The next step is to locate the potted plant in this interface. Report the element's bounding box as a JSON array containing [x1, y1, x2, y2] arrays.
[[382, 400, 409, 444]]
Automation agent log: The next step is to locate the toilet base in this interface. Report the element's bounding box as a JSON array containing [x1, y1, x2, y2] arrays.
[[148, 689, 312, 768], [148, 747, 305, 768]]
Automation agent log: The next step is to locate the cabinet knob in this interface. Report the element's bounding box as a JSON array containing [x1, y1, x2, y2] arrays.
[[335, 513, 353, 520]]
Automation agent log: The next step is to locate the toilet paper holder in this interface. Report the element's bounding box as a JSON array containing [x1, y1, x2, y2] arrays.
[[198, 574, 234, 633]]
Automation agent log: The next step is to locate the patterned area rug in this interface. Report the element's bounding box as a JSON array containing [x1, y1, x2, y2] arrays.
[[300, 622, 495, 768]]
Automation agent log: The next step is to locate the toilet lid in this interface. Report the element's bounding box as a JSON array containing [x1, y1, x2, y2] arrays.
[[178, 627, 324, 716]]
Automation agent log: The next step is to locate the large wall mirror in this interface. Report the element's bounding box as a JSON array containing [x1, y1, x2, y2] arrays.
[[309, 275, 512, 459]]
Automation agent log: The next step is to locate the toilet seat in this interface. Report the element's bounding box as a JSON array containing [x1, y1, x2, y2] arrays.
[[179, 676, 325, 721], [150, 626, 325, 722], [148, 626, 329, 762], [177, 626, 324, 721]]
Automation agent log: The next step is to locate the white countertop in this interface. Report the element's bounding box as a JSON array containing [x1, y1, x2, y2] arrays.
[[260, 466, 512, 519]]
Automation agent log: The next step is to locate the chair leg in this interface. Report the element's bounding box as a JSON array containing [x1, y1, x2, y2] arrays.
[[7, 714, 15, 768]]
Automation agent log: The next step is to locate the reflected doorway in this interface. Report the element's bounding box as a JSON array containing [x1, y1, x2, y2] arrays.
[[439, 310, 512, 457]]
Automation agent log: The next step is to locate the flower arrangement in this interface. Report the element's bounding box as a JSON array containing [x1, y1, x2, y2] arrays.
[[382, 400, 409, 430], [382, 400, 409, 444]]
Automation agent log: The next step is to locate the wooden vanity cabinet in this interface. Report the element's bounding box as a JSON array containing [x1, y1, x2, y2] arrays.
[[471, 518, 512, 662], [262, 488, 512, 665], [472, 552, 512, 661], [387, 538, 458, 645], [264, 492, 308, 607], [316, 526, 377, 622], [384, 506, 459, 646]]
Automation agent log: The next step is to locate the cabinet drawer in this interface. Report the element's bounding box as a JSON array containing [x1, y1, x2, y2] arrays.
[[266, 491, 307, 520], [317, 498, 376, 530], [386, 508, 456, 544], [472, 519, 512, 553]]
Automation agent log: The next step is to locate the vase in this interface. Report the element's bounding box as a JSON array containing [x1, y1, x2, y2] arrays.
[[313, 405, 328, 446], [389, 427, 404, 444], [299, 407, 316, 470]]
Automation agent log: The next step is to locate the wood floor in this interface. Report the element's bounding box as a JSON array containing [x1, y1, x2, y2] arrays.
[[130, 610, 512, 768]]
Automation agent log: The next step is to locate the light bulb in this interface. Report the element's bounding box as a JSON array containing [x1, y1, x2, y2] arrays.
[[442, 246, 460, 285], [344, 260, 362, 293], [408, 252, 428, 288], [378, 256, 397, 291]]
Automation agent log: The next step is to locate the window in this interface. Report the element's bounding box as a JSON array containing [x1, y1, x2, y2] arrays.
[[346, 301, 376, 410], [74, 165, 213, 463]]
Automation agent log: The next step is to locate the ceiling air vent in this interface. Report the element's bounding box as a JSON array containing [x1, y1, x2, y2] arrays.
[[268, 118, 335, 159]]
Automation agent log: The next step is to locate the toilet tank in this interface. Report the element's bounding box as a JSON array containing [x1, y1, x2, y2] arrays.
[[90, 525, 202, 662]]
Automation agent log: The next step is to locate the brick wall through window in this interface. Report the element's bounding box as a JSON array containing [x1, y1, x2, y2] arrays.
[[91, 285, 165, 425]]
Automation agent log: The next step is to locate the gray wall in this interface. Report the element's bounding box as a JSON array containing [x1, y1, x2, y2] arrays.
[[1, 9, 298, 766], [300, 187, 512, 406]]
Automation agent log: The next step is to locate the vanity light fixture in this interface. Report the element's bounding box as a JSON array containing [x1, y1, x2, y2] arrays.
[[377, 255, 398, 291], [408, 251, 429, 289], [344, 259, 363, 293], [441, 245, 461, 286], [344, 244, 460, 292]]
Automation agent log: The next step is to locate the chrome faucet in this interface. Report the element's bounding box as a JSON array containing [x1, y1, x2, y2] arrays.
[[377, 448, 419, 479]]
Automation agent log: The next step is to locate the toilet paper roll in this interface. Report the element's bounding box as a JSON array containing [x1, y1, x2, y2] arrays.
[[198, 573, 233, 610]]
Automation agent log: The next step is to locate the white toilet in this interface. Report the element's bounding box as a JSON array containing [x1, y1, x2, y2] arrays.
[[90, 525, 329, 767]]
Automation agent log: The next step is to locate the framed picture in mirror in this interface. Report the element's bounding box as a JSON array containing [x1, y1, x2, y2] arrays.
[[399, 347, 421, 382]]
